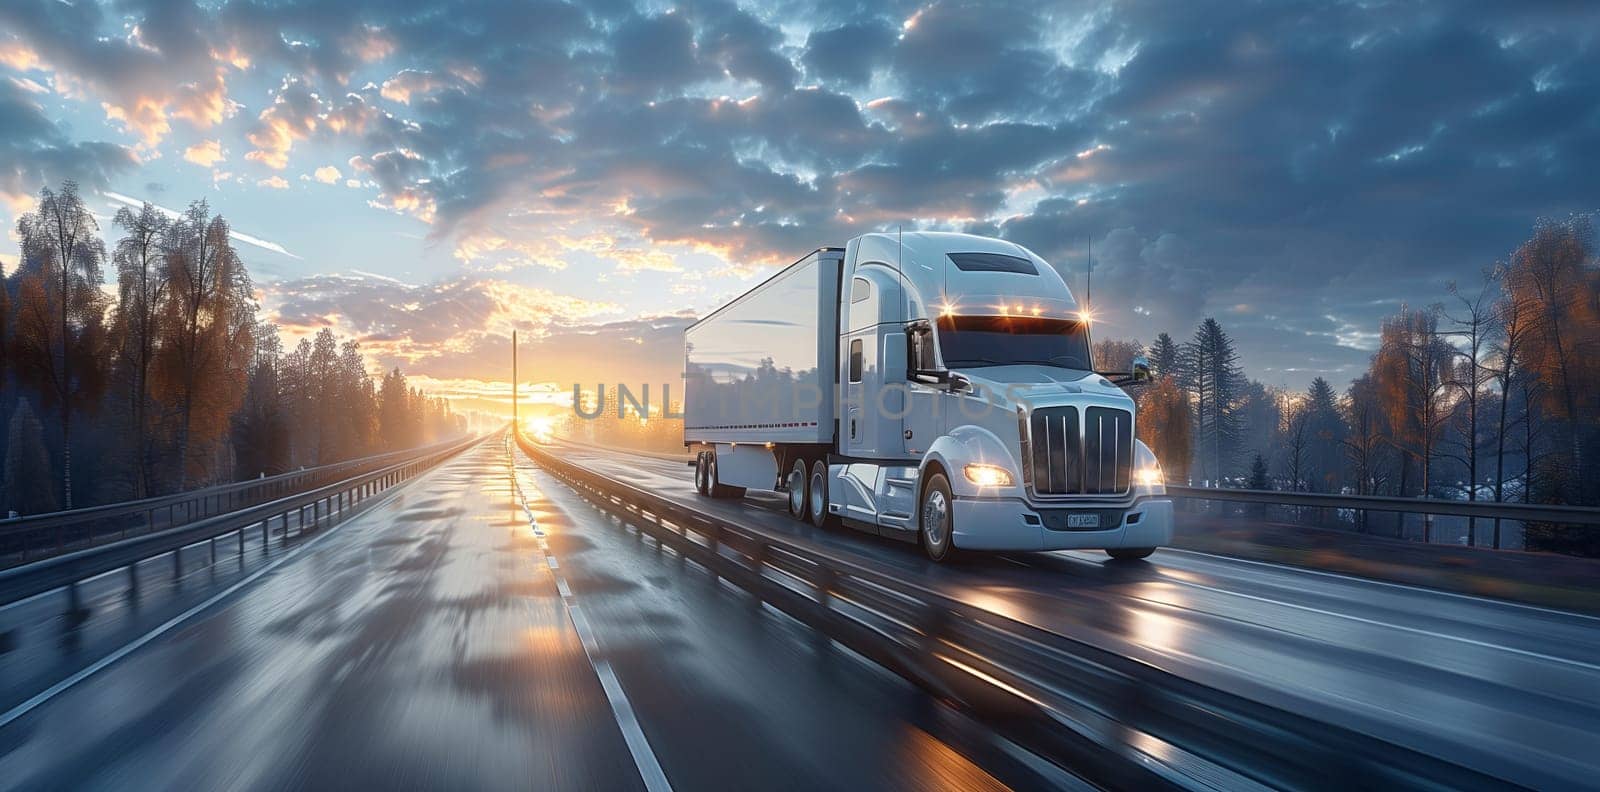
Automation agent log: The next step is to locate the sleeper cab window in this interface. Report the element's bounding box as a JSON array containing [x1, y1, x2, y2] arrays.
[[849, 339, 863, 382], [851, 277, 871, 303]]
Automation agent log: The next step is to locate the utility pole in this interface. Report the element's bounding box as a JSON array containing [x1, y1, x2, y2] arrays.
[[512, 330, 518, 431]]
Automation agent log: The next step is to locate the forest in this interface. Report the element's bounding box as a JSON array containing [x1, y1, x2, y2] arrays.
[[1114, 216, 1599, 555], [0, 182, 464, 518]]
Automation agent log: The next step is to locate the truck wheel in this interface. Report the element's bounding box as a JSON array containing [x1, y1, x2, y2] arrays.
[[694, 452, 710, 495], [809, 459, 837, 528], [786, 457, 809, 519], [709, 453, 744, 499], [1106, 547, 1156, 561], [919, 473, 956, 562]]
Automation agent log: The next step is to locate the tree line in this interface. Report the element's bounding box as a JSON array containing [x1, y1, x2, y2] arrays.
[[1108, 216, 1599, 555], [0, 181, 464, 517]]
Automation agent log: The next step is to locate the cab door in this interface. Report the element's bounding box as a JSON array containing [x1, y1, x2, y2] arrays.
[[842, 334, 868, 455], [902, 322, 944, 456]]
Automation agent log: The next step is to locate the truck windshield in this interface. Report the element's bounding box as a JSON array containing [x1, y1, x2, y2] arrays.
[[937, 315, 1093, 371]]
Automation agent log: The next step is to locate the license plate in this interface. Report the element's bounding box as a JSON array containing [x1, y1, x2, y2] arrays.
[[1066, 513, 1100, 529]]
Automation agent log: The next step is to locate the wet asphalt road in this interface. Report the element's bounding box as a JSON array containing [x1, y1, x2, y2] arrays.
[[553, 441, 1600, 790], [0, 437, 1063, 791]]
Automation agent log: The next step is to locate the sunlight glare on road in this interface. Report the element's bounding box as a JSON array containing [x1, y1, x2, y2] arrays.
[[523, 416, 557, 443]]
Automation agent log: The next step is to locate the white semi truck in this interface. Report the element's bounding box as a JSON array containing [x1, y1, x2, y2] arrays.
[[683, 231, 1172, 562]]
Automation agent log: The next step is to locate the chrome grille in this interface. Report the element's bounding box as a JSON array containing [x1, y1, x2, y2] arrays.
[[1028, 406, 1132, 496]]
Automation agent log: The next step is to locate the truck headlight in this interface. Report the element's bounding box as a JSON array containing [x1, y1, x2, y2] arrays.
[[964, 464, 1014, 488], [1133, 440, 1165, 495], [1134, 466, 1164, 488]]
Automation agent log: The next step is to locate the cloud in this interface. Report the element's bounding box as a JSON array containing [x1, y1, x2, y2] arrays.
[[312, 164, 340, 184], [0, 77, 135, 205], [183, 139, 224, 167], [260, 272, 638, 380], [379, 69, 455, 104], [256, 175, 289, 189], [803, 21, 896, 86], [0, 3, 236, 146], [8, 0, 1600, 389]]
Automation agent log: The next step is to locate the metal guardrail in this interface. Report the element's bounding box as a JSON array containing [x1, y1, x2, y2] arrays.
[[515, 433, 1505, 790], [0, 434, 484, 610], [1166, 485, 1600, 526], [0, 436, 471, 567]]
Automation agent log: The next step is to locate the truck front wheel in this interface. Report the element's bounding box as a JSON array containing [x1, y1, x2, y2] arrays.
[[919, 473, 955, 562], [1106, 547, 1156, 561]]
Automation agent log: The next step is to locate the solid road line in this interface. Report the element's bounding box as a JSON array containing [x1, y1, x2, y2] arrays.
[[1159, 546, 1600, 623], [0, 463, 435, 731], [508, 439, 673, 792]]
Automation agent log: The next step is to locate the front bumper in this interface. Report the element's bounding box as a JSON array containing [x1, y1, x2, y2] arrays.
[[950, 495, 1174, 551]]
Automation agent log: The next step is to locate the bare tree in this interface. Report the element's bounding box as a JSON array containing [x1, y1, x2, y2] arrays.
[[1376, 307, 1456, 540], [154, 202, 255, 487], [111, 203, 171, 498], [1284, 406, 1309, 493], [1342, 375, 1389, 534], [1440, 276, 1497, 545], [1485, 262, 1533, 548], [13, 182, 107, 508], [1504, 217, 1599, 506]]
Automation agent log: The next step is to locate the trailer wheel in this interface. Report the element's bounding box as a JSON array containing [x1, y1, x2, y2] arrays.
[[709, 452, 744, 498], [920, 473, 956, 562], [809, 459, 837, 528], [786, 457, 809, 519], [694, 452, 710, 495]]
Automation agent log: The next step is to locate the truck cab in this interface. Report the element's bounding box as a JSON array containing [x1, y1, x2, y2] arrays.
[[685, 231, 1173, 562], [825, 231, 1172, 560]]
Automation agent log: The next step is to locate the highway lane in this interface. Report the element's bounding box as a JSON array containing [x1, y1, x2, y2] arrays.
[[0, 437, 1063, 790], [548, 440, 1600, 789]]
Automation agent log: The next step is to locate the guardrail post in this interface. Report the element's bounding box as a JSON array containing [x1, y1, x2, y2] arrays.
[[173, 546, 183, 579], [128, 564, 139, 597]]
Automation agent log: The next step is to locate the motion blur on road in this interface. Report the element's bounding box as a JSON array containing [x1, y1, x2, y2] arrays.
[[1, 432, 1597, 790]]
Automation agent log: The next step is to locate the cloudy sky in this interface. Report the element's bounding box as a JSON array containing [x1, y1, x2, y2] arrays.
[[2, 0, 1596, 408]]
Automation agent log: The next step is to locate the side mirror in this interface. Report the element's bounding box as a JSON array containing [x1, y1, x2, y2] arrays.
[[1131, 355, 1151, 382], [949, 372, 972, 393]]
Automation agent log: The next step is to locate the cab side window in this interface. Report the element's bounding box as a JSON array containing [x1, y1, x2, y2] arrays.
[[908, 325, 938, 375]]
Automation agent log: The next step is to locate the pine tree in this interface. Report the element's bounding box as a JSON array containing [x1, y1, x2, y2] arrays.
[[1248, 452, 1270, 490], [1304, 376, 1346, 493], [1181, 318, 1244, 484], [1148, 332, 1179, 379]]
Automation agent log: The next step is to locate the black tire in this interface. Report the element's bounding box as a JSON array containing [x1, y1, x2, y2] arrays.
[[809, 459, 837, 528], [1106, 547, 1156, 561], [786, 457, 809, 519], [919, 472, 956, 562], [708, 453, 744, 498], [694, 452, 710, 495]]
